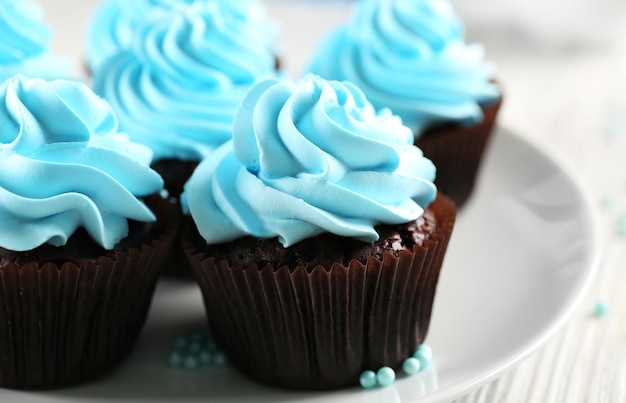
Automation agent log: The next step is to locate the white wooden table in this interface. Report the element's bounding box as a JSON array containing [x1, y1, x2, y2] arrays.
[[453, 0, 626, 401], [40, 0, 626, 401]]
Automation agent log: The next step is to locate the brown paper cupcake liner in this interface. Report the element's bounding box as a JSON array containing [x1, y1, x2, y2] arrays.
[[184, 195, 455, 390], [416, 98, 502, 208], [0, 200, 175, 389], [149, 159, 197, 279]]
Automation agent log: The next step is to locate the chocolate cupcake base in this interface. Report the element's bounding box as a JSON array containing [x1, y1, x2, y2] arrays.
[[184, 194, 456, 390], [150, 159, 199, 279], [416, 98, 502, 208], [0, 198, 175, 389]]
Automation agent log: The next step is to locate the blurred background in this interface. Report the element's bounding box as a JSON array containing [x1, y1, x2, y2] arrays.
[[43, 0, 626, 151]]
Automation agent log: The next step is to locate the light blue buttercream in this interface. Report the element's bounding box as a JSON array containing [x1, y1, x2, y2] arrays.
[[182, 75, 436, 247], [307, 0, 500, 134], [0, 76, 163, 251], [0, 0, 70, 81], [85, 0, 275, 74], [93, 1, 277, 162]]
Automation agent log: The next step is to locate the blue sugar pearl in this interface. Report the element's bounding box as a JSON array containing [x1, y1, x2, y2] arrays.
[[402, 357, 421, 375], [376, 367, 395, 387], [188, 341, 203, 354], [414, 344, 432, 369], [212, 352, 228, 367], [173, 336, 188, 350], [415, 344, 432, 360], [199, 350, 213, 365], [359, 370, 377, 389], [183, 355, 200, 370], [594, 300, 610, 318], [618, 212, 626, 237], [166, 351, 183, 368]]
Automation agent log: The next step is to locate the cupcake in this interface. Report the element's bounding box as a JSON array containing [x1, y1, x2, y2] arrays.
[[92, 0, 278, 197], [0, 75, 173, 389], [0, 0, 71, 81], [92, 1, 278, 278], [181, 75, 456, 390], [307, 0, 502, 207], [85, 0, 273, 75]]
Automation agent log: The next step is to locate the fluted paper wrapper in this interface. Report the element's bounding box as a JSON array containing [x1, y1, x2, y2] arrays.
[[0, 208, 174, 389], [416, 98, 502, 208], [186, 195, 455, 390], [150, 159, 197, 279]]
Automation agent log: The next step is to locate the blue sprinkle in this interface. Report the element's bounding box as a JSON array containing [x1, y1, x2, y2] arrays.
[[402, 357, 421, 375], [188, 341, 203, 354], [413, 344, 432, 369], [376, 367, 395, 387], [166, 351, 183, 368], [594, 300, 610, 318], [618, 212, 626, 237], [167, 331, 228, 370], [173, 336, 188, 350], [359, 370, 377, 389], [198, 349, 213, 365], [212, 351, 228, 367], [183, 355, 200, 370]]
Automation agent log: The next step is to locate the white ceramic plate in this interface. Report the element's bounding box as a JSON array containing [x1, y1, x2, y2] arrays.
[[15, 1, 600, 401], [0, 127, 600, 403]]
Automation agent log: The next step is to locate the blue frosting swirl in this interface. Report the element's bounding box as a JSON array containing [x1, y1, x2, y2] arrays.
[[0, 76, 164, 251], [182, 75, 436, 247], [86, 0, 274, 74], [307, 0, 500, 134], [0, 0, 70, 81], [93, 1, 277, 162]]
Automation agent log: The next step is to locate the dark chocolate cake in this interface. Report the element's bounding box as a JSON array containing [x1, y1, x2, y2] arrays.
[[191, 207, 438, 272], [416, 98, 502, 207], [184, 193, 455, 390], [0, 196, 176, 389]]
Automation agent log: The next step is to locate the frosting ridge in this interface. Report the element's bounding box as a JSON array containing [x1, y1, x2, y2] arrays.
[[93, 1, 277, 162], [182, 75, 437, 247], [86, 0, 274, 73], [0, 76, 163, 251], [307, 0, 500, 133], [0, 0, 70, 81]]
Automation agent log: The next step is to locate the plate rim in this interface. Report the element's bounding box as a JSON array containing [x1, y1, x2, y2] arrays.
[[0, 128, 602, 403], [416, 126, 602, 403]]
